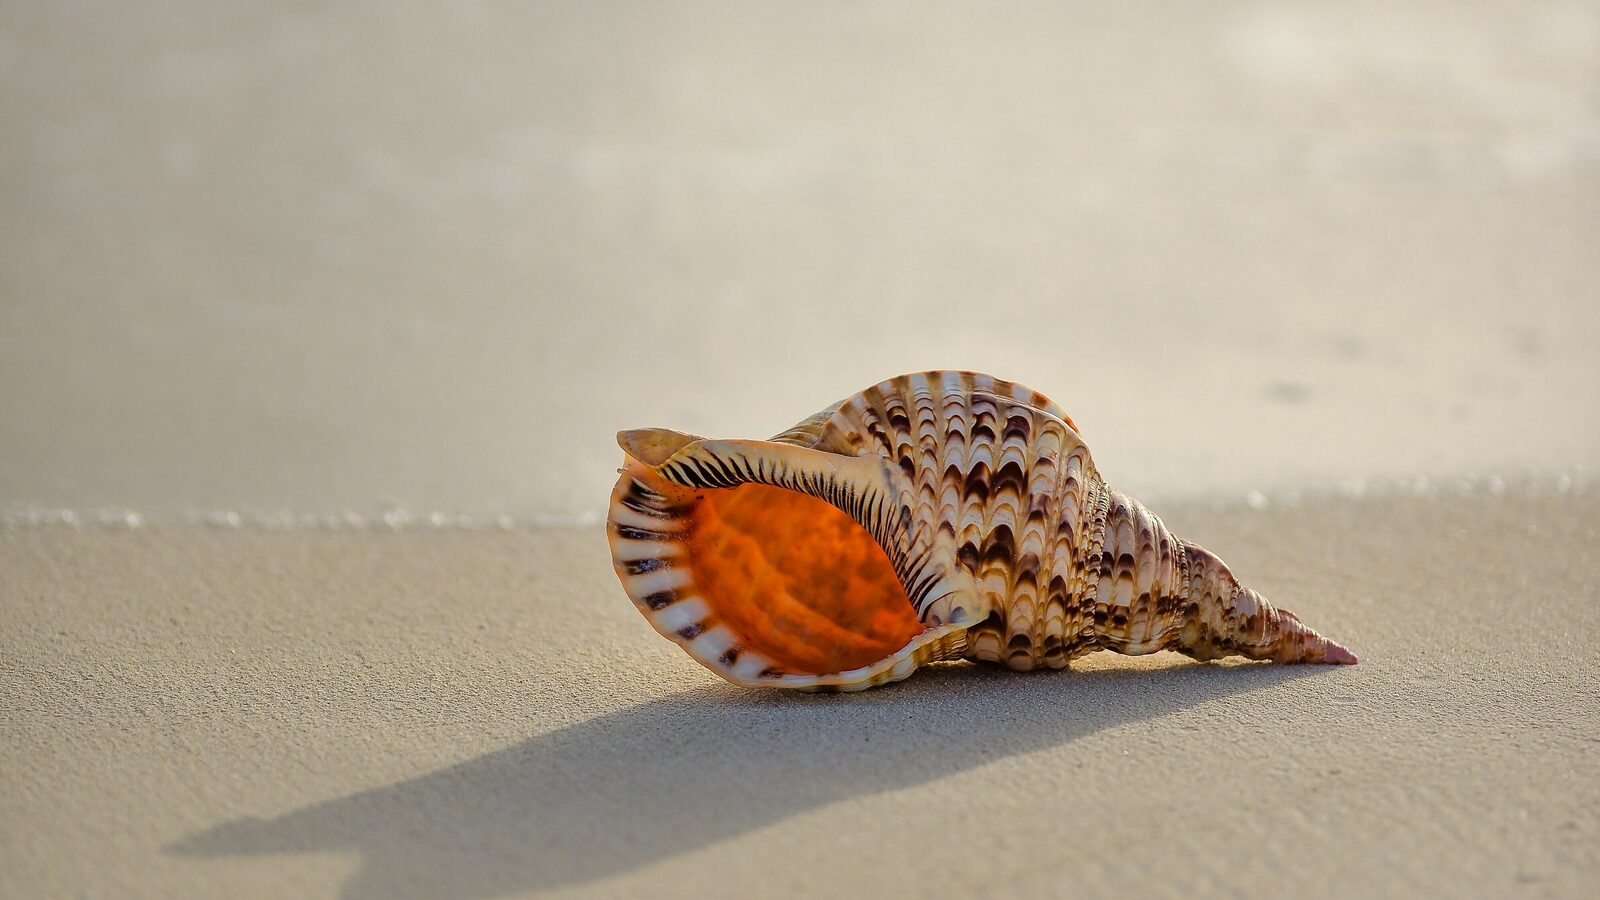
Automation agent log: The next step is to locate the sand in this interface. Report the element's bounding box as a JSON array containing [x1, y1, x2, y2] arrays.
[[4, 2, 1600, 897], [5, 489, 1598, 899], [3, 1, 1598, 521]]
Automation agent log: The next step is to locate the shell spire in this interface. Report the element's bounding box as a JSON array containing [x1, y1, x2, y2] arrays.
[[1089, 488, 1357, 666], [607, 371, 1355, 691]]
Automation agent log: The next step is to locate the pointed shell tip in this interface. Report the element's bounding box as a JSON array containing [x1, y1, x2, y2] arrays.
[[1326, 644, 1358, 665]]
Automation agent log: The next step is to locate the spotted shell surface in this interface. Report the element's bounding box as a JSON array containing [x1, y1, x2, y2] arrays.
[[608, 371, 1355, 691]]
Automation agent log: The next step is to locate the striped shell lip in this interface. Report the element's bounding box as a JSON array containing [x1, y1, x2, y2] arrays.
[[607, 455, 963, 692]]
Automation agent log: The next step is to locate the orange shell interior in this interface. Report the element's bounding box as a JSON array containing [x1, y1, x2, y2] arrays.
[[680, 482, 924, 675]]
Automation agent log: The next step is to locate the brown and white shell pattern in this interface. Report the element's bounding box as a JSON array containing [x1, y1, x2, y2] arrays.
[[608, 371, 1355, 691]]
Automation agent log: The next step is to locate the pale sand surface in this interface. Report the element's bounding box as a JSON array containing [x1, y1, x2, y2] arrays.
[[4, 3, 1600, 898], [5, 490, 1598, 899], [3, 1, 1598, 520]]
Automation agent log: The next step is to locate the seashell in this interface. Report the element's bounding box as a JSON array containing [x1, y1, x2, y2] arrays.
[[607, 371, 1356, 691]]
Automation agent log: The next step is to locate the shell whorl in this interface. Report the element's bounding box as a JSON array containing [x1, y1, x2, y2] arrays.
[[607, 370, 1355, 690], [797, 372, 1103, 669]]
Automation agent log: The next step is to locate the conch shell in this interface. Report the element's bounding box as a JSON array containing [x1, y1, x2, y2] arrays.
[[607, 371, 1355, 691]]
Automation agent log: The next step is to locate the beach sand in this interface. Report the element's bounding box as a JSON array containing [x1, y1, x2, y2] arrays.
[[5, 488, 1598, 899], [3, 1, 1598, 522], [4, 2, 1600, 897]]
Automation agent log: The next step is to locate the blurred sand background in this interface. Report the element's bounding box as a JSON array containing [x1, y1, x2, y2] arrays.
[[3, 0, 1597, 519], [3, 2, 1598, 898]]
